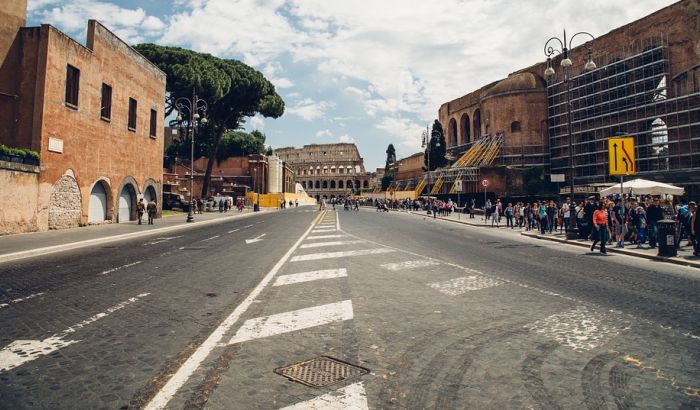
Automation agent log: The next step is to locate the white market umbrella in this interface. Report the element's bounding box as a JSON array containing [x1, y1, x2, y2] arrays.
[[599, 178, 685, 196]]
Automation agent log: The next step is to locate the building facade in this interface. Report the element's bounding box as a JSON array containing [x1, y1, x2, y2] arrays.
[[0, 1, 166, 233], [275, 143, 372, 200], [438, 0, 700, 198]]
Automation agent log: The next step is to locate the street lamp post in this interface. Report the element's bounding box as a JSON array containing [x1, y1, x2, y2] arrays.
[[175, 88, 208, 223], [543, 29, 596, 239]]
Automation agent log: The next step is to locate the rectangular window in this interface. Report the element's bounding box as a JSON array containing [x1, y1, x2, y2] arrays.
[[100, 83, 112, 120], [149, 108, 157, 138], [65, 64, 80, 108], [128, 97, 137, 131]]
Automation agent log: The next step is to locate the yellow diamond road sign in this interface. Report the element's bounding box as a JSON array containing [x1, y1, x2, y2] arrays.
[[608, 137, 635, 176]]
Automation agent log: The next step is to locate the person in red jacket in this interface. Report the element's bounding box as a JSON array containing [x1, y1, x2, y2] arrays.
[[591, 203, 608, 254]]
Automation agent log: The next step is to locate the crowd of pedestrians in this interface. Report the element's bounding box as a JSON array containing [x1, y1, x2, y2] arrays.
[[369, 195, 699, 257]]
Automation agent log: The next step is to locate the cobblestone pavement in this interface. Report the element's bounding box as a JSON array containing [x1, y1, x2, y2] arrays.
[[1, 208, 699, 409]]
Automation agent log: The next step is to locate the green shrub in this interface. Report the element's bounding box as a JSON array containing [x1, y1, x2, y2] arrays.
[[0, 144, 40, 161]]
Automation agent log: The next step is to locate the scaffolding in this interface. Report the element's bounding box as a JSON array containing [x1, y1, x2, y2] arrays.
[[451, 133, 504, 168]]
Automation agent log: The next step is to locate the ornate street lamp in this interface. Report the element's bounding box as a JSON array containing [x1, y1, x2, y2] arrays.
[[175, 88, 208, 223], [543, 29, 595, 239]]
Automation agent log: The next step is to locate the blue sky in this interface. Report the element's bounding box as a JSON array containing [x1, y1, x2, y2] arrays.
[[27, 0, 676, 170]]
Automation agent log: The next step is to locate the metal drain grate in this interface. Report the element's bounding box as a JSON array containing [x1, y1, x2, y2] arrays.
[[274, 356, 369, 388]]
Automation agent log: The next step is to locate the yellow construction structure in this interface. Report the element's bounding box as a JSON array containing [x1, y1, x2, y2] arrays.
[[429, 177, 443, 195], [451, 134, 504, 168], [448, 170, 463, 194], [414, 177, 427, 196]]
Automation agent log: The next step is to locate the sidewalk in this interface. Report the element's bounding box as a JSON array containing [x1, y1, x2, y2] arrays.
[[401, 209, 700, 269], [0, 208, 264, 263]]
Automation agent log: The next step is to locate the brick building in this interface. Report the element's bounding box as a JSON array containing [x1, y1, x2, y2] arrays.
[[275, 143, 373, 200], [0, 1, 165, 233], [438, 0, 700, 198]]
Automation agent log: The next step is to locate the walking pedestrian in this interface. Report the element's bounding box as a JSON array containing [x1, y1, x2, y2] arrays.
[[147, 199, 157, 225], [591, 203, 608, 254], [136, 198, 145, 225]]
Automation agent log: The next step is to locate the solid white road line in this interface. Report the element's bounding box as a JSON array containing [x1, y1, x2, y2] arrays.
[[299, 240, 364, 249], [228, 300, 353, 344], [381, 259, 440, 271], [143, 211, 325, 410], [291, 248, 394, 262], [0, 292, 46, 310], [280, 381, 368, 410], [98, 260, 143, 276], [0, 293, 150, 372], [228, 229, 240, 234], [273, 268, 348, 287], [306, 235, 346, 240]]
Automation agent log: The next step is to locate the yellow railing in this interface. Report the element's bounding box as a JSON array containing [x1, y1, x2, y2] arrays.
[[430, 177, 443, 194], [414, 177, 427, 196]]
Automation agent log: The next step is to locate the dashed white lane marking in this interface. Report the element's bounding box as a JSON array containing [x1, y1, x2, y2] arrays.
[[381, 259, 440, 271], [524, 306, 630, 352], [0, 293, 150, 372], [229, 300, 353, 344], [144, 235, 183, 246], [306, 235, 346, 240], [280, 381, 368, 410], [291, 248, 394, 262], [299, 240, 364, 249], [98, 260, 143, 276], [202, 235, 220, 242], [427, 275, 503, 296], [0, 292, 46, 310], [144, 211, 325, 410], [273, 268, 348, 287], [228, 228, 240, 234], [244, 224, 254, 228]]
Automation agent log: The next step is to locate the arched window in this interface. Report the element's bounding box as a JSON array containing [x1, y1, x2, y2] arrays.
[[473, 109, 481, 139], [460, 113, 470, 144], [363, 180, 369, 188], [330, 180, 336, 189], [511, 121, 521, 133], [449, 118, 458, 147], [322, 180, 328, 189], [338, 180, 344, 189], [301, 181, 306, 189], [315, 180, 320, 189]]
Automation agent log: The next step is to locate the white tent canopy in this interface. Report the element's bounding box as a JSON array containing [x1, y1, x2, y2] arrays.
[[599, 178, 684, 196]]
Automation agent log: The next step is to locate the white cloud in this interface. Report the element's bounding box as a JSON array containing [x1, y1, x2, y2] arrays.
[[315, 129, 333, 138], [338, 134, 355, 143], [375, 116, 424, 156], [285, 98, 335, 121], [249, 115, 265, 130], [33, 0, 162, 43]]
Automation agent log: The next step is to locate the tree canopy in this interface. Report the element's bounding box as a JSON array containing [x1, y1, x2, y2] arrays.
[[424, 119, 447, 171], [134, 44, 284, 197]]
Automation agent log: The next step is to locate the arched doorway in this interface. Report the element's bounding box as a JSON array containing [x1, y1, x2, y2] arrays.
[[88, 181, 109, 223], [460, 113, 470, 144], [48, 174, 82, 229], [118, 184, 137, 222], [144, 185, 157, 203], [474, 109, 481, 139]]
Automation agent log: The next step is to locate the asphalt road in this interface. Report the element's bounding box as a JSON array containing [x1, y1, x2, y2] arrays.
[[1, 207, 698, 409]]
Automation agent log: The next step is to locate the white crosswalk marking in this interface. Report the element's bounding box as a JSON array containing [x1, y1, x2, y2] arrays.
[[291, 248, 394, 262], [311, 230, 336, 233], [300, 240, 364, 249], [306, 235, 346, 240], [228, 300, 353, 344], [279, 382, 369, 410], [427, 276, 503, 296], [273, 268, 348, 286], [381, 259, 439, 271]]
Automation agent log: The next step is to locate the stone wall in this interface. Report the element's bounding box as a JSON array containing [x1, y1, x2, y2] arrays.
[[0, 160, 40, 235], [48, 173, 81, 229]]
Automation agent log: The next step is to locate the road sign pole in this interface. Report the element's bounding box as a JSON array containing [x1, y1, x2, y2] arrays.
[[484, 184, 487, 225]]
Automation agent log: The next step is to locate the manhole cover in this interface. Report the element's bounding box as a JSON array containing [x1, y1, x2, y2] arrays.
[[274, 356, 369, 388]]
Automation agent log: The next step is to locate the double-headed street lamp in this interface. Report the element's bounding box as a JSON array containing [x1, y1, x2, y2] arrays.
[[421, 125, 441, 196], [175, 88, 208, 223], [543, 29, 596, 238]]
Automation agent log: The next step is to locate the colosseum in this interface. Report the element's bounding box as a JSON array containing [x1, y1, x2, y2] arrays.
[[275, 143, 373, 200]]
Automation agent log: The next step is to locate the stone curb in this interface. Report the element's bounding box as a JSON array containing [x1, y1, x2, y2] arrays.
[[0, 210, 269, 264], [400, 210, 699, 269]]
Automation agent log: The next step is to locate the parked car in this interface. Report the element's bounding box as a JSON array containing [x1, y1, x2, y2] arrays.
[[163, 193, 186, 210]]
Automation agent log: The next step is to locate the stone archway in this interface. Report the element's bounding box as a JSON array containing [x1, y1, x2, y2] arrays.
[[118, 183, 137, 222], [144, 185, 157, 203], [88, 180, 111, 223], [48, 174, 82, 230]]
